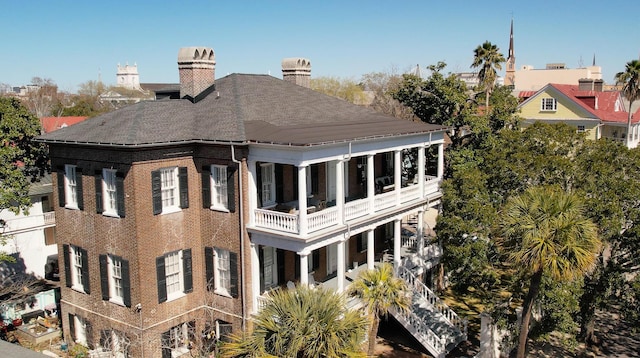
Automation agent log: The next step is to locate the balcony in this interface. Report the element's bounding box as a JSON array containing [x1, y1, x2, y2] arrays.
[[1, 212, 56, 235], [253, 176, 440, 236]]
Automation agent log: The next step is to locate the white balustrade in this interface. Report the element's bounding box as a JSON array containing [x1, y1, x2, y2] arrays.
[[391, 306, 447, 358], [307, 207, 338, 233], [400, 184, 421, 203], [254, 209, 298, 233], [43, 211, 56, 225], [344, 198, 369, 221], [398, 266, 468, 339], [374, 191, 396, 211]]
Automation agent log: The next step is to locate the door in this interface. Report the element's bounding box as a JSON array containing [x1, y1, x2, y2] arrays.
[[262, 247, 278, 290]]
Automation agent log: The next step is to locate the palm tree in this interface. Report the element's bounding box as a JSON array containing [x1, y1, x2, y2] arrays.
[[471, 41, 506, 111], [614, 59, 640, 147], [500, 186, 600, 358], [348, 263, 411, 356], [219, 285, 367, 358]]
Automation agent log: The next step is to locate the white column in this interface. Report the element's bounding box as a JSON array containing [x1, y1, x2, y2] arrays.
[[394, 150, 401, 205], [367, 154, 375, 213], [250, 243, 261, 313], [336, 160, 344, 220], [418, 145, 425, 197], [337, 240, 346, 292], [393, 219, 401, 271], [437, 143, 444, 180], [367, 229, 375, 270], [298, 165, 308, 235], [299, 252, 309, 286], [417, 209, 425, 255], [247, 160, 258, 226]]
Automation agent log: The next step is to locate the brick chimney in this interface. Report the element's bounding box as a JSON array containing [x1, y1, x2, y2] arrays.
[[178, 47, 216, 100], [578, 78, 594, 91], [282, 58, 311, 88]]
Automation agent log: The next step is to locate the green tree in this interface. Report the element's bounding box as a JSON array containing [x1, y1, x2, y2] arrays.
[[359, 69, 417, 120], [0, 97, 49, 261], [500, 186, 600, 358], [614, 59, 640, 147], [310, 76, 367, 104], [471, 41, 505, 111], [220, 285, 367, 357], [348, 263, 410, 356]]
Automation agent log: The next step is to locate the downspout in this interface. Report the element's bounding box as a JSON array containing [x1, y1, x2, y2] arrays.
[[231, 145, 247, 333]]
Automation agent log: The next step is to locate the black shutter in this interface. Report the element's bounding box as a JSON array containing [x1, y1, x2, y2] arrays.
[[202, 166, 211, 209], [204, 247, 214, 291], [259, 247, 265, 293], [277, 249, 285, 285], [95, 171, 103, 214], [75, 168, 84, 210], [183, 249, 193, 294], [122, 259, 131, 307], [85, 319, 94, 349], [63, 244, 71, 288], [229, 251, 238, 298], [178, 167, 189, 209], [357, 235, 364, 252], [156, 255, 167, 303], [80, 247, 90, 294], [99, 254, 109, 300], [151, 170, 162, 215], [311, 164, 319, 195], [68, 314, 76, 342], [116, 173, 125, 217], [227, 166, 236, 212], [312, 249, 320, 270], [256, 163, 263, 207], [57, 168, 65, 207], [161, 331, 171, 358], [275, 164, 283, 203], [295, 254, 300, 279]]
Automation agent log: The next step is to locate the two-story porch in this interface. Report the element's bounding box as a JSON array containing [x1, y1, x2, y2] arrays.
[[245, 133, 445, 309]]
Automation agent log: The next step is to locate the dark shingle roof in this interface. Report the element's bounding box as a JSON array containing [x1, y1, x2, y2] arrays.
[[38, 74, 446, 147]]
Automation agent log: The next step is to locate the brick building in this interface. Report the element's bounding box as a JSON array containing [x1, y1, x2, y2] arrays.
[[38, 47, 450, 357]]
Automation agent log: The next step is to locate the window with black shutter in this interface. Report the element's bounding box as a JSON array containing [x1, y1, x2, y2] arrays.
[[116, 173, 125, 217], [204, 247, 214, 291], [151, 170, 162, 215], [182, 249, 193, 293], [63, 244, 71, 288], [178, 167, 189, 209], [95, 171, 103, 214], [202, 166, 211, 209], [80, 247, 90, 294], [227, 166, 236, 212], [75, 168, 84, 210], [229, 251, 238, 298], [99, 254, 109, 300]]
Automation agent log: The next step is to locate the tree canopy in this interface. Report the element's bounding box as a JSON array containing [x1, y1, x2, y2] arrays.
[[220, 285, 367, 357]]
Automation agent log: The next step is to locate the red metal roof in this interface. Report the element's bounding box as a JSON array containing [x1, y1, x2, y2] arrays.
[[40, 116, 89, 133]]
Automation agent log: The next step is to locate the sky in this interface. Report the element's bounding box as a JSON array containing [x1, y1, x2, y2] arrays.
[[1, 0, 639, 93]]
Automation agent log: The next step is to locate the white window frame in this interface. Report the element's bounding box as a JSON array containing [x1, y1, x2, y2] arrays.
[[108, 255, 124, 305], [165, 251, 184, 302], [168, 322, 190, 357], [160, 167, 180, 214], [214, 248, 231, 296], [261, 163, 276, 207], [540, 97, 557, 111], [102, 169, 119, 217], [70, 245, 85, 292], [210, 165, 228, 211], [64, 164, 79, 209], [73, 315, 88, 346]]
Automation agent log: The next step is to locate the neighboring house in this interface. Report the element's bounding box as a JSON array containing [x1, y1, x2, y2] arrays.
[[514, 63, 602, 91], [518, 79, 640, 148], [37, 47, 460, 358], [0, 174, 57, 280], [40, 116, 89, 134]]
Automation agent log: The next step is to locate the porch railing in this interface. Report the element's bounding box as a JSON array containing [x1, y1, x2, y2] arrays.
[[253, 177, 441, 236], [254, 209, 298, 233], [1, 212, 56, 234], [398, 266, 468, 339]]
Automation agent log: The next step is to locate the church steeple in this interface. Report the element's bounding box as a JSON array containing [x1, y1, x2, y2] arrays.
[[505, 18, 516, 88]]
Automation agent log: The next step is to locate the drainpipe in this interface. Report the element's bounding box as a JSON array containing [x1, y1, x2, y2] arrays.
[[231, 145, 247, 333]]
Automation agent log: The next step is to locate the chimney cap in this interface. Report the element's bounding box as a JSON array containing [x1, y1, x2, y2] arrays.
[[178, 47, 215, 64], [282, 57, 311, 70]]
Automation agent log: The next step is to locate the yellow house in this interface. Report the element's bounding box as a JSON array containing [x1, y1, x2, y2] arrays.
[[517, 82, 640, 148]]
